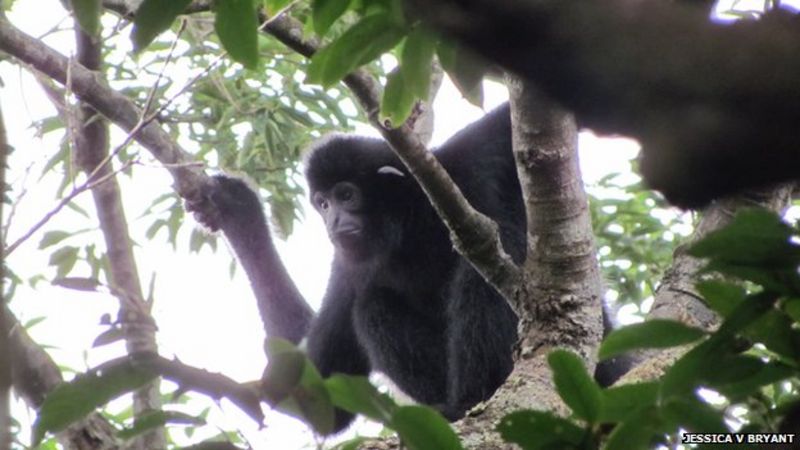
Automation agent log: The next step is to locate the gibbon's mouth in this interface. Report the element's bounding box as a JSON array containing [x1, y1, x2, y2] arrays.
[[333, 227, 363, 244], [334, 225, 362, 236]]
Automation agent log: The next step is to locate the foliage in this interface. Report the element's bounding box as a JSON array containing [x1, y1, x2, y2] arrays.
[[33, 209, 800, 448], [589, 169, 687, 310], [6, 0, 799, 449], [32, 359, 157, 445], [499, 209, 800, 449], [129, 0, 489, 126]]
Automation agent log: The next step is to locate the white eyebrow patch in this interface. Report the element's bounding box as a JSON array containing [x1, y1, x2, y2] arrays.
[[377, 166, 405, 177]]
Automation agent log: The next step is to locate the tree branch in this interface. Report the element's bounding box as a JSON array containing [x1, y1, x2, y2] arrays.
[[621, 183, 794, 384], [72, 23, 166, 449], [4, 305, 122, 449], [0, 17, 206, 200], [650, 185, 794, 327], [0, 99, 12, 450], [455, 78, 601, 445], [25, 2, 524, 305], [0, 12, 313, 355], [508, 80, 602, 361], [130, 355, 264, 425]]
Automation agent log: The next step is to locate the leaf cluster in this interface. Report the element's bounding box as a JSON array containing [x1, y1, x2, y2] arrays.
[[127, 0, 492, 127], [30, 209, 800, 449], [502, 209, 800, 449], [589, 170, 687, 309]]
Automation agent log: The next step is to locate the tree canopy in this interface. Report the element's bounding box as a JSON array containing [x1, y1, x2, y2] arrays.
[[1, 0, 800, 449]]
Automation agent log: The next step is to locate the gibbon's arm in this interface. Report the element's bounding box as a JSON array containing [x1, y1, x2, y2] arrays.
[[188, 175, 314, 344]]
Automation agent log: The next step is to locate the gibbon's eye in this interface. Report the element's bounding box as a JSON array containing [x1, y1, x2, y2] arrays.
[[333, 182, 362, 209], [338, 186, 353, 202]]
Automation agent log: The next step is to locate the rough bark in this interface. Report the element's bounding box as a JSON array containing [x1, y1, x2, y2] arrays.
[[4, 305, 122, 449], [449, 78, 603, 449], [509, 81, 603, 364], [623, 184, 795, 381], [650, 185, 794, 327], [0, 99, 12, 450], [72, 26, 165, 450]]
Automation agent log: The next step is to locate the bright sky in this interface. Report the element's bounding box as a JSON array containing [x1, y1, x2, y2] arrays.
[[0, 1, 644, 448]]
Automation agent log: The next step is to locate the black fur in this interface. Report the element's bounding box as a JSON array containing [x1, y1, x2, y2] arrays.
[[305, 105, 523, 426]]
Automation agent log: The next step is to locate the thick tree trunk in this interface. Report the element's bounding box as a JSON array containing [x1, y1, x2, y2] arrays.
[[73, 27, 165, 450]]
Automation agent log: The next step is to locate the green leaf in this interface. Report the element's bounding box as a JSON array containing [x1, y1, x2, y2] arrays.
[[39, 231, 71, 249], [437, 41, 485, 107], [32, 361, 156, 445], [715, 363, 797, 403], [604, 407, 664, 450], [92, 328, 124, 348], [710, 361, 794, 401], [702, 262, 799, 294], [714, 291, 777, 338], [214, 0, 259, 70], [52, 277, 101, 292], [265, 339, 335, 435], [2, 0, 18, 12], [379, 28, 437, 126], [306, 13, 405, 87], [547, 350, 602, 423], [281, 362, 334, 435], [401, 28, 436, 99], [689, 209, 800, 267], [659, 293, 779, 397], [262, 345, 306, 404], [48, 246, 79, 278], [390, 405, 463, 450], [66, 201, 90, 218], [696, 280, 746, 317], [268, 196, 296, 238], [118, 410, 204, 440], [145, 219, 167, 240], [660, 338, 727, 398], [599, 320, 706, 360], [784, 298, 800, 322], [23, 316, 47, 330], [700, 355, 765, 387], [662, 398, 728, 434], [745, 310, 800, 360], [34, 116, 65, 136], [131, 0, 192, 51], [264, 0, 294, 15], [189, 229, 216, 253], [265, 337, 300, 356], [70, 0, 101, 36], [380, 68, 416, 127], [497, 410, 586, 450], [324, 374, 397, 422], [599, 382, 659, 423], [312, 0, 352, 36]]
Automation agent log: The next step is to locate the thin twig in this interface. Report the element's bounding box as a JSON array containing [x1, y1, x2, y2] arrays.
[[5, 159, 136, 255], [1, 162, 32, 243], [149, 0, 299, 119], [138, 161, 205, 169], [142, 18, 187, 117]]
